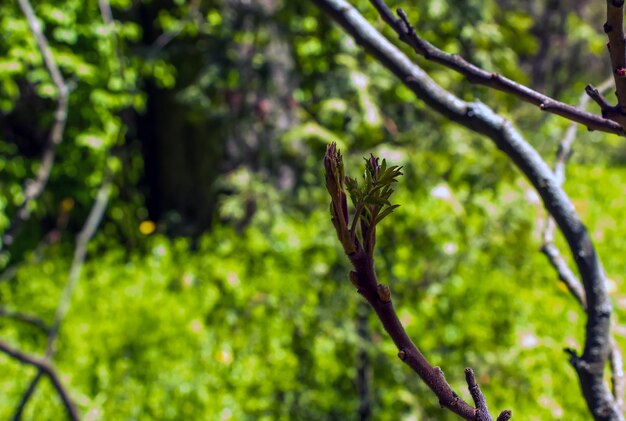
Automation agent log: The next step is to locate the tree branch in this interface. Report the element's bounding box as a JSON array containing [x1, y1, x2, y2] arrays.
[[367, 0, 623, 135], [311, 0, 620, 419], [349, 250, 508, 420], [12, 178, 111, 420], [540, 76, 625, 412], [325, 146, 509, 420], [0, 307, 49, 334], [604, 0, 626, 126], [0, 340, 79, 421], [2, 0, 70, 253]]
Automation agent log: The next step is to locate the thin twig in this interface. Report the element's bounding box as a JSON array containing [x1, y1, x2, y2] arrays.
[[2, 0, 70, 253], [12, 179, 111, 420], [367, 0, 623, 135], [0, 340, 79, 420], [47, 179, 110, 354], [0, 307, 49, 334], [313, 0, 620, 418], [465, 368, 500, 421]]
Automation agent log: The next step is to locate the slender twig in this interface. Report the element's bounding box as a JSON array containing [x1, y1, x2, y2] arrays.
[[47, 179, 110, 354], [12, 179, 111, 420], [466, 368, 497, 421], [312, 0, 620, 419], [0, 307, 49, 334], [0, 340, 79, 420], [11, 371, 43, 421], [2, 0, 70, 253], [367, 0, 623, 135]]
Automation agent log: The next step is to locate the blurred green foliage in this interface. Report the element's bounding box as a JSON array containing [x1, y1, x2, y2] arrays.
[[0, 0, 624, 420]]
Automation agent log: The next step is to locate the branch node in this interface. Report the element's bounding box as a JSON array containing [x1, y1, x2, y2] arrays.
[[605, 22, 614, 33], [377, 283, 391, 302], [398, 349, 406, 361]]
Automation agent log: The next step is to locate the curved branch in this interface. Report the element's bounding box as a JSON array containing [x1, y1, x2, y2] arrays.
[[0, 340, 79, 420], [2, 0, 70, 252], [541, 77, 625, 411], [311, 0, 620, 419], [0, 307, 49, 334], [13, 178, 111, 420]]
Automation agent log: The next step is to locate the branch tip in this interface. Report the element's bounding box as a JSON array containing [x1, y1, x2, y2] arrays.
[[496, 410, 513, 421]]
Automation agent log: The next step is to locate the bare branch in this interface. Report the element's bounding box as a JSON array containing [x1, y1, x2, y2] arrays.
[[605, 0, 626, 121], [2, 0, 70, 252], [0, 307, 48, 334], [47, 179, 111, 354], [367, 1, 624, 135], [312, 0, 620, 418], [540, 76, 625, 411], [465, 368, 493, 421], [349, 253, 502, 420], [13, 179, 111, 419], [11, 371, 43, 421], [0, 340, 79, 420]]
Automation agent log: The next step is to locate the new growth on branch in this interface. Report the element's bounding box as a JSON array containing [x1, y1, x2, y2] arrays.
[[324, 143, 511, 421]]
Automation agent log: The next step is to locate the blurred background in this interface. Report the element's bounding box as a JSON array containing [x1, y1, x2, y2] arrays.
[[1, 0, 626, 419]]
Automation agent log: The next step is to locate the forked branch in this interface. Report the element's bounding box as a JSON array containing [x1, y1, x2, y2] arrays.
[[311, 0, 620, 419], [12, 178, 111, 420], [367, 0, 623, 135], [0, 340, 79, 420]]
